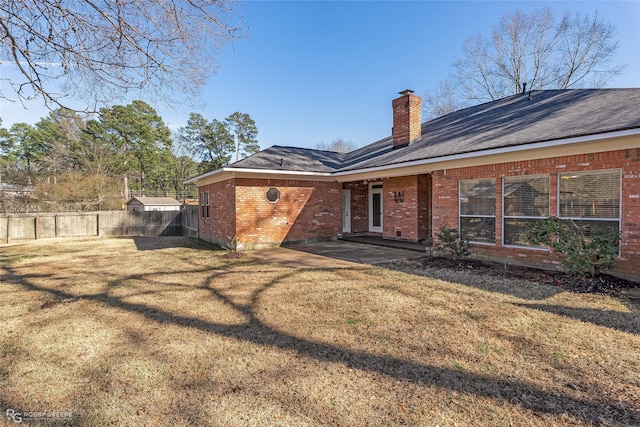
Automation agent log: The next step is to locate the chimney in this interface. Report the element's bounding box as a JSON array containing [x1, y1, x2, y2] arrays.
[[392, 89, 422, 148]]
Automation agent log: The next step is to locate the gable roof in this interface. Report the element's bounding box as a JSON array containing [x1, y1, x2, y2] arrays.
[[229, 145, 346, 173], [186, 88, 640, 184], [339, 89, 640, 171], [126, 196, 182, 206]]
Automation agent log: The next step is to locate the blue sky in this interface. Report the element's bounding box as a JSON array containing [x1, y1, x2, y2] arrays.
[[1, 1, 639, 151]]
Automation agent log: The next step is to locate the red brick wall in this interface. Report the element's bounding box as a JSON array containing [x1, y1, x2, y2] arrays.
[[198, 179, 236, 245], [431, 149, 640, 278], [417, 174, 432, 241], [383, 176, 419, 240], [234, 178, 342, 249], [379, 174, 431, 242], [392, 92, 422, 147], [342, 181, 368, 233]]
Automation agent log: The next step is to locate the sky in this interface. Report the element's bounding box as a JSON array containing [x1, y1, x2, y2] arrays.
[[1, 1, 639, 151]]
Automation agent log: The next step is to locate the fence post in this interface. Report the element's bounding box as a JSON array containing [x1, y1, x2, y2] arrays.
[[6, 215, 10, 244]]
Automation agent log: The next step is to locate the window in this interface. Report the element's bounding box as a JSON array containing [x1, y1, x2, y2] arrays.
[[200, 192, 209, 218], [459, 179, 495, 244], [266, 188, 280, 203], [503, 175, 549, 247], [558, 169, 620, 234]]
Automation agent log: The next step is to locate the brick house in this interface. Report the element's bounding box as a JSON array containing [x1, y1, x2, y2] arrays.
[[186, 88, 640, 279]]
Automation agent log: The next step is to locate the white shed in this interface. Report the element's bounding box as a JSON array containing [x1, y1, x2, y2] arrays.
[[126, 197, 182, 212]]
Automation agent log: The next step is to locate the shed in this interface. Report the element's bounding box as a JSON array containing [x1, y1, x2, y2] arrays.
[[126, 197, 182, 212]]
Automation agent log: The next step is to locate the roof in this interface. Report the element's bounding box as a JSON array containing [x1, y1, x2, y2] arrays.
[[126, 196, 182, 206], [187, 88, 640, 183], [230, 145, 346, 173], [339, 88, 640, 171]]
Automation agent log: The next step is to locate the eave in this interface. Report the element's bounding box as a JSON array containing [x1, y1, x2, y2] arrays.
[[333, 128, 640, 182], [184, 167, 335, 186], [184, 128, 640, 186]]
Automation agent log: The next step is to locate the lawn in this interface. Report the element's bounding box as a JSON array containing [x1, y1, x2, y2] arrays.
[[0, 236, 638, 426]]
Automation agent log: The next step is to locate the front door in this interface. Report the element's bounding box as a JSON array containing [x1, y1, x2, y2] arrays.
[[342, 190, 351, 233], [368, 183, 383, 233]]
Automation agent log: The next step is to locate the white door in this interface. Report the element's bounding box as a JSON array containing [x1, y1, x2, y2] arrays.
[[368, 183, 383, 233], [342, 190, 351, 233]]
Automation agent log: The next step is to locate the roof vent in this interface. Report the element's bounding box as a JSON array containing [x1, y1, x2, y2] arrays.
[[522, 82, 527, 94]]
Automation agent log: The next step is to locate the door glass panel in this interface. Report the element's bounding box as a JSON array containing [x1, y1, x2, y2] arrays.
[[372, 193, 381, 227]]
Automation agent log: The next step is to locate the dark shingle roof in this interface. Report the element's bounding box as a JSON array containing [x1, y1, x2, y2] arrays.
[[226, 89, 640, 174], [340, 89, 640, 171], [229, 145, 346, 173]]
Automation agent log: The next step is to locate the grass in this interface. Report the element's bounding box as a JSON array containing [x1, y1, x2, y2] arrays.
[[0, 236, 638, 426]]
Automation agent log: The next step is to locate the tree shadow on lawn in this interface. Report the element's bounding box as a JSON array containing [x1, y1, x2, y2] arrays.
[[381, 257, 640, 335], [2, 263, 639, 426], [516, 302, 640, 335], [130, 235, 220, 251], [378, 257, 566, 301]]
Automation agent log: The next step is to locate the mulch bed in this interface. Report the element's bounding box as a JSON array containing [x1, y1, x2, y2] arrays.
[[384, 256, 639, 296]]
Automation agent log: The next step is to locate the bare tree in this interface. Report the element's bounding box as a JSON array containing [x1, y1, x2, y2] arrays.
[[170, 137, 199, 199], [315, 138, 357, 153], [422, 79, 468, 119], [0, 0, 243, 110], [424, 7, 624, 115]]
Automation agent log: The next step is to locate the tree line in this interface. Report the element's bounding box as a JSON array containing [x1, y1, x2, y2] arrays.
[[0, 101, 258, 213]]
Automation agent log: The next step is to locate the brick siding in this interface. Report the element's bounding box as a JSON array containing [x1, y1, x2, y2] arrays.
[[392, 91, 422, 147], [200, 178, 342, 249], [198, 179, 236, 245], [417, 174, 432, 241], [196, 148, 639, 279], [342, 181, 368, 233], [431, 149, 640, 278], [383, 175, 421, 241], [198, 178, 342, 249]]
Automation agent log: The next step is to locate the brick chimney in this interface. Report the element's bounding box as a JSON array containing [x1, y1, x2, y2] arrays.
[[392, 89, 422, 148]]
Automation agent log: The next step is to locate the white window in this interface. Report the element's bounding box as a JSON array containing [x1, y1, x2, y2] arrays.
[[459, 179, 495, 244], [503, 175, 549, 247], [558, 169, 620, 234]]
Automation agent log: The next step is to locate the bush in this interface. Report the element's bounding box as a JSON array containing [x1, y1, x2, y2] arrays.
[[434, 225, 472, 258], [527, 217, 620, 277], [222, 235, 238, 252]]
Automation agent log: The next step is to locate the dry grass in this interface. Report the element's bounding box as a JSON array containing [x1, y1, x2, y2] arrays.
[[0, 236, 638, 426]]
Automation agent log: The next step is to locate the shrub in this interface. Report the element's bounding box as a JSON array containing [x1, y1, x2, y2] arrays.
[[527, 217, 620, 277], [222, 235, 238, 252], [434, 225, 472, 258]]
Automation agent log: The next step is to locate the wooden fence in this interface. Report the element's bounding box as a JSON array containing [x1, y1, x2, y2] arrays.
[[0, 206, 199, 243]]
